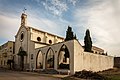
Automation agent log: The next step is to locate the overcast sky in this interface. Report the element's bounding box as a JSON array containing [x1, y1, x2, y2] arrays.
[[0, 0, 120, 56]]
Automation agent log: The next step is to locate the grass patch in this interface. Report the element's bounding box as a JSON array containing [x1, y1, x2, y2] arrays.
[[107, 75, 120, 80], [98, 68, 120, 80]]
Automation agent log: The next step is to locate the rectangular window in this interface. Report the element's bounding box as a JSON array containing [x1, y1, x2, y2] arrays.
[[31, 54, 33, 59]]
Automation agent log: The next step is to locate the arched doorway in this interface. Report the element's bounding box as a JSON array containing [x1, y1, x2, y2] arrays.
[[58, 44, 70, 69], [36, 51, 43, 69], [17, 47, 27, 71], [46, 48, 54, 69]]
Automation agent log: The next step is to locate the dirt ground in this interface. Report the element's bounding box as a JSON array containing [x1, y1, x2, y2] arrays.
[[0, 69, 61, 80]]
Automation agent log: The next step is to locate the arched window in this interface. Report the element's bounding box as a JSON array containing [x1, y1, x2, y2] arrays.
[[36, 51, 43, 69], [58, 44, 70, 69], [46, 48, 54, 69], [20, 32, 24, 41]]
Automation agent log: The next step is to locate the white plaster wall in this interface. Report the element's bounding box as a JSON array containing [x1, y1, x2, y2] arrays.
[[34, 40, 74, 74], [57, 38, 64, 43], [74, 40, 84, 72], [35, 43, 47, 49], [28, 40, 35, 69], [29, 42, 47, 70], [74, 40, 114, 74], [26, 29, 32, 68], [46, 34, 55, 44], [64, 40, 74, 75], [33, 39, 113, 75], [31, 30, 45, 43], [31, 28, 64, 44]]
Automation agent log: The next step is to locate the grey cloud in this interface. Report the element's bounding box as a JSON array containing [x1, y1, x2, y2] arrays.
[[74, 0, 120, 56], [41, 0, 77, 16]]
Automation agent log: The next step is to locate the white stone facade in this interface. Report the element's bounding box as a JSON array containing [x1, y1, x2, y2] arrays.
[[14, 13, 64, 69]]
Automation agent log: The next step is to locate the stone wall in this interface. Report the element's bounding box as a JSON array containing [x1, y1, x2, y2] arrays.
[[114, 57, 120, 68], [33, 40, 114, 75], [74, 40, 114, 73]]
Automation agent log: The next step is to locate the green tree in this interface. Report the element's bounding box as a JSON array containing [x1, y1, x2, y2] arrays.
[[84, 29, 92, 52], [64, 26, 77, 61], [17, 47, 27, 71], [65, 26, 77, 41], [65, 26, 74, 41]]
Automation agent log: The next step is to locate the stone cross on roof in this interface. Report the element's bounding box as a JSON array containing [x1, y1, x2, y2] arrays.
[[23, 8, 27, 13]]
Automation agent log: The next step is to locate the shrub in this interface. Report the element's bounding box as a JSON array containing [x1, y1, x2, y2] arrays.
[[74, 70, 108, 80]]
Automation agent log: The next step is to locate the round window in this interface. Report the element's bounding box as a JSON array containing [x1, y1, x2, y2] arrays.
[[49, 40, 52, 44], [37, 37, 41, 41], [20, 32, 24, 41]]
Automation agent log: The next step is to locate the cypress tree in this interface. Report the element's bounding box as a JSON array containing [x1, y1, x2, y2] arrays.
[[84, 29, 92, 52], [65, 26, 74, 41], [64, 26, 77, 61]]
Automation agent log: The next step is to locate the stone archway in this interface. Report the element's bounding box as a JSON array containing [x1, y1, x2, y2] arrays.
[[36, 51, 43, 69], [17, 47, 27, 71], [46, 48, 54, 69], [57, 44, 70, 69]]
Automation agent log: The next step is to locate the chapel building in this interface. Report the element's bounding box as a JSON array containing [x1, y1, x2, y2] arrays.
[[14, 13, 64, 69]]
